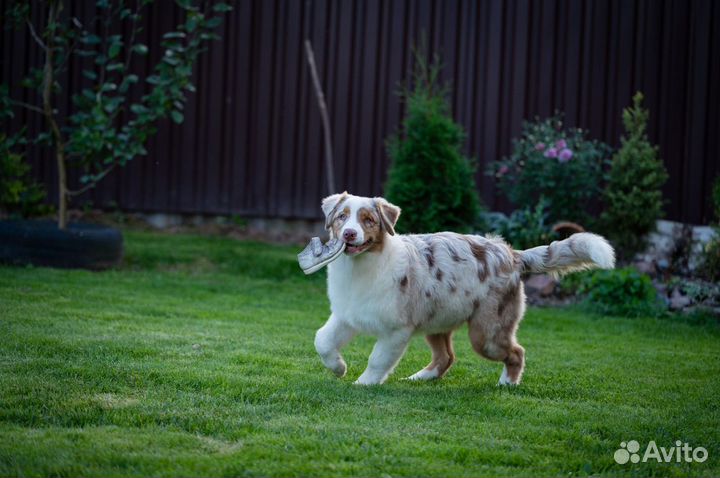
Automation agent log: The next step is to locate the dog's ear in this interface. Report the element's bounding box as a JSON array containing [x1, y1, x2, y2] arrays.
[[374, 197, 401, 236], [321, 191, 348, 229]]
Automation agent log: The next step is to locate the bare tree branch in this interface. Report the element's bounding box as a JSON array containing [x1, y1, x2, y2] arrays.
[[66, 164, 116, 197], [304, 39, 336, 195], [10, 99, 45, 115], [26, 18, 48, 51]]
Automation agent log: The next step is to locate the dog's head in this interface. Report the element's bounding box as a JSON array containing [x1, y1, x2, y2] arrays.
[[321, 192, 401, 256]]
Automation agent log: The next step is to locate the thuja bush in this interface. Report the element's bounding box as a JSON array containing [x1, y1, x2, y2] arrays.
[[601, 92, 668, 260], [488, 114, 611, 225], [385, 57, 481, 234]]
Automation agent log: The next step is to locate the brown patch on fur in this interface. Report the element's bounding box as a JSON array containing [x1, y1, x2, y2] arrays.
[[464, 238, 489, 281], [399, 275, 408, 290], [449, 283, 457, 293], [466, 280, 527, 384], [357, 207, 386, 253], [324, 192, 348, 229], [435, 269, 444, 281], [425, 290, 432, 298], [424, 245, 435, 269], [419, 332, 456, 378], [447, 243, 464, 262], [330, 206, 350, 238], [472, 298, 480, 312], [498, 282, 520, 316], [464, 290, 471, 297]]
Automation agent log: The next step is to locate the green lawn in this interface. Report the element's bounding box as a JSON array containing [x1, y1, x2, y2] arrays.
[[1, 230, 718, 477]]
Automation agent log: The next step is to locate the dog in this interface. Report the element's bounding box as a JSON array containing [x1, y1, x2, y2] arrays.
[[314, 192, 615, 385]]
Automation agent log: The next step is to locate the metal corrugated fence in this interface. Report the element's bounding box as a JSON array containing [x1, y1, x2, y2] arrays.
[[2, 0, 719, 224]]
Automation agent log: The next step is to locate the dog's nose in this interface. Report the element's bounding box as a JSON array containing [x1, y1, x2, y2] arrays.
[[343, 229, 357, 242]]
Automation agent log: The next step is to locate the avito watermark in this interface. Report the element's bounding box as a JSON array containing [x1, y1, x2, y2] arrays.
[[614, 440, 708, 464]]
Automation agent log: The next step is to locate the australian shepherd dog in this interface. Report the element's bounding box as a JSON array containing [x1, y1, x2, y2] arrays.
[[314, 192, 615, 385]]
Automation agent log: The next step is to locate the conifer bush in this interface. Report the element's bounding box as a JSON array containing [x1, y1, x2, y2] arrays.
[[384, 58, 481, 234], [601, 92, 668, 260]]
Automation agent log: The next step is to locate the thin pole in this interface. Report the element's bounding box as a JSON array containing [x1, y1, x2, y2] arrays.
[[304, 40, 336, 195]]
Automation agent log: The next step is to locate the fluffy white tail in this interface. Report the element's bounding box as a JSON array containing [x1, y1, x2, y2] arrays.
[[519, 232, 615, 276]]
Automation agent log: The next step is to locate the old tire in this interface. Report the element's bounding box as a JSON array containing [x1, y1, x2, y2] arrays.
[[0, 220, 123, 270]]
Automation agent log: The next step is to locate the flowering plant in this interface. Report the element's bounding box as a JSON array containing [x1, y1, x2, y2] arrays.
[[488, 114, 611, 224]]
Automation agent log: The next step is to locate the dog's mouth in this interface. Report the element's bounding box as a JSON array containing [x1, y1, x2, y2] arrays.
[[345, 239, 372, 255]]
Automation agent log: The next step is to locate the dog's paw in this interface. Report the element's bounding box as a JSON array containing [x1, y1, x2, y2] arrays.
[[331, 360, 347, 378], [406, 367, 440, 381], [497, 366, 519, 386], [353, 374, 382, 386]]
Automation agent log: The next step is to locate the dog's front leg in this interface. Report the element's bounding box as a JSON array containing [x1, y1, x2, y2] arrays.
[[355, 328, 413, 385], [315, 314, 356, 378]]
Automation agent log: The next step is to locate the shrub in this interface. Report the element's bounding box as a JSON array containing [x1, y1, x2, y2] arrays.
[[0, 133, 48, 218], [699, 176, 720, 281], [563, 267, 664, 318], [385, 56, 481, 234], [601, 92, 668, 260], [488, 114, 610, 225], [480, 197, 558, 250]]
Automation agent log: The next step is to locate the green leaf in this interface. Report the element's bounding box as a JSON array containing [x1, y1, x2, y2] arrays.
[[206, 17, 223, 28], [130, 104, 148, 115], [82, 69, 98, 80], [108, 43, 122, 59], [170, 110, 184, 124], [163, 32, 186, 39], [162, 55, 180, 66], [132, 44, 148, 55], [106, 63, 124, 72], [82, 34, 101, 45], [213, 3, 233, 12]]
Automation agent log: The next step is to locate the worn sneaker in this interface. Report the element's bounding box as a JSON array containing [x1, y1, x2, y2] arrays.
[[297, 237, 346, 275]]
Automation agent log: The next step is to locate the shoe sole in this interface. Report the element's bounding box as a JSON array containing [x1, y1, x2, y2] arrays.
[[300, 242, 346, 275]]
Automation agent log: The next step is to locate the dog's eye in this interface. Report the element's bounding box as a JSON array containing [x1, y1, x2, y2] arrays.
[[365, 218, 375, 227], [337, 213, 347, 221]]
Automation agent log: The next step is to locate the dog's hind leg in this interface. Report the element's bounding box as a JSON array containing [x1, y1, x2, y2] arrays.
[[315, 314, 357, 378], [406, 332, 455, 380], [468, 283, 527, 385], [355, 328, 413, 385]]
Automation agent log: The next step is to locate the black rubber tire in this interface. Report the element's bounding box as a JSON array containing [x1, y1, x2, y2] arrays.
[[0, 220, 123, 270]]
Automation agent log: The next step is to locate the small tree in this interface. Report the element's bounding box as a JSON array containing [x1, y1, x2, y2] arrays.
[[601, 92, 668, 260], [385, 56, 481, 234], [1, 0, 230, 229]]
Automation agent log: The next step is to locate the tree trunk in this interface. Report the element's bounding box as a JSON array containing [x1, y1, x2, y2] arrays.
[[41, 1, 67, 229]]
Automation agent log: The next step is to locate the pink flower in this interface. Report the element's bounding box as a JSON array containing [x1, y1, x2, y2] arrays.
[[555, 139, 567, 149], [534, 142, 546, 151], [558, 148, 573, 162], [544, 147, 558, 158], [498, 165, 509, 176]]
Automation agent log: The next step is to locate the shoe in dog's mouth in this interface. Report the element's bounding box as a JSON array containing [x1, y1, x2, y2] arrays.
[[345, 239, 372, 255]]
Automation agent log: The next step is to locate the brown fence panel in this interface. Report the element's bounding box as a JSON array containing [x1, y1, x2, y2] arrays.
[[2, 0, 719, 224]]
